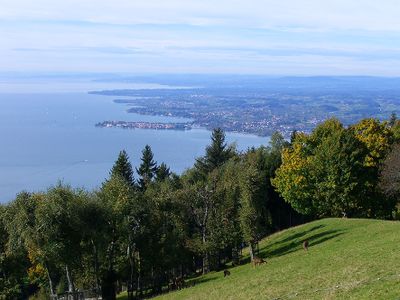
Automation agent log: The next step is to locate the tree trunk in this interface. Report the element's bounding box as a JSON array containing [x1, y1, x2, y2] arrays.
[[46, 266, 56, 299], [202, 226, 209, 274], [66, 265, 75, 295], [102, 234, 117, 300], [128, 246, 135, 300], [202, 252, 209, 275], [101, 269, 116, 300], [249, 242, 255, 261], [232, 245, 240, 266], [136, 251, 142, 298], [91, 240, 100, 298]]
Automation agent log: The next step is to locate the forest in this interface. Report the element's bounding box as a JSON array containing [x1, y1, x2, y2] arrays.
[[1, 116, 400, 300]]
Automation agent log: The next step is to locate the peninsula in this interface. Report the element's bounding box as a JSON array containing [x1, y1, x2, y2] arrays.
[[95, 120, 193, 131]]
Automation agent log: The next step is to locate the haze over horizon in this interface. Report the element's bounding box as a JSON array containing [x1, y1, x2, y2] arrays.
[[1, 1, 400, 76]]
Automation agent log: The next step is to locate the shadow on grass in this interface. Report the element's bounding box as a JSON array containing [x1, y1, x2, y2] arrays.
[[142, 226, 344, 298], [240, 225, 334, 264], [271, 224, 325, 246], [259, 229, 345, 259], [190, 276, 220, 286]]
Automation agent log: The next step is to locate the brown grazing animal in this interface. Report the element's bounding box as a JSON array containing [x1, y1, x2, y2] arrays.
[[170, 277, 185, 290], [303, 239, 309, 251], [224, 269, 231, 277], [252, 256, 266, 267], [176, 277, 185, 290], [169, 279, 177, 291]]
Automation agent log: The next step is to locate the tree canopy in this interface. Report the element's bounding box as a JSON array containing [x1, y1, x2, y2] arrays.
[[137, 145, 158, 190], [273, 118, 396, 218], [110, 150, 135, 186], [1, 122, 399, 299], [195, 128, 235, 174]]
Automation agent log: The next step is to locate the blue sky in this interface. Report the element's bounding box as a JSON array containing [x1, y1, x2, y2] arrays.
[[1, 0, 400, 75]]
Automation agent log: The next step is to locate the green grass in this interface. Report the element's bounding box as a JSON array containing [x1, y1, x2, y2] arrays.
[[118, 218, 400, 300]]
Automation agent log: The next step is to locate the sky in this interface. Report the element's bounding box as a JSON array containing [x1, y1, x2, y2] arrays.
[[1, 0, 400, 75]]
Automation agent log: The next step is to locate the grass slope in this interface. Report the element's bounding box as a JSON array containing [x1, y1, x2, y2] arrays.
[[143, 218, 400, 300]]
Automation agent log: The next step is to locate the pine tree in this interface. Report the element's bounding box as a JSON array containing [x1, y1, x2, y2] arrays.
[[110, 150, 134, 186], [155, 162, 171, 182], [290, 130, 298, 144], [390, 112, 397, 127], [195, 128, 235, 174], [137, 145, 158, 190]]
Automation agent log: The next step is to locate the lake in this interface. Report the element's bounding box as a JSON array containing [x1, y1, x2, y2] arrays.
[[0, 81, 269, 202]]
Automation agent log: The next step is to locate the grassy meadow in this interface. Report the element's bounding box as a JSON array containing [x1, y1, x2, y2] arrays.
[[119, 218, 400, 300]]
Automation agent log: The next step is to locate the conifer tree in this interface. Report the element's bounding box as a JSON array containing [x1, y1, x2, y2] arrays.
[[195, 128, 235, 174], [137, 145, 158, 190], [390, 112, 397, 127], [155, 162, 171, 182], [110, 150, 135, 186]]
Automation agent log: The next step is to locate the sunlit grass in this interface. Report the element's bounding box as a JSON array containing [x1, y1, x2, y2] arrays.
[[146, 218, 400, 300]]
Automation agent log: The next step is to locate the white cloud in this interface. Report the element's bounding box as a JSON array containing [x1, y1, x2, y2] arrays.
[[1, 0, 400, 31], [1, 0, 400, 74]]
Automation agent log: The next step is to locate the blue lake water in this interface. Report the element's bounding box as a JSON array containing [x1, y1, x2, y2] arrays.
[[0, 89, 269, 202]]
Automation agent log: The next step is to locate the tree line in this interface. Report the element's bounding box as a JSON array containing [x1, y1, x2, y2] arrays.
[[1, 117, 400, 299]]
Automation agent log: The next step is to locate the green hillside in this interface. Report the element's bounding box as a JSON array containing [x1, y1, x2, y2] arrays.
[[123, 218, 400, 299]]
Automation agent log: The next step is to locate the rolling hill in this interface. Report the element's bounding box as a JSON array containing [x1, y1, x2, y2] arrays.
[[136, 218, 400, 299]]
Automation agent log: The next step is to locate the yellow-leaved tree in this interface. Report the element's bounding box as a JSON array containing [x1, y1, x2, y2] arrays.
[[351, 118, 392, 167]]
